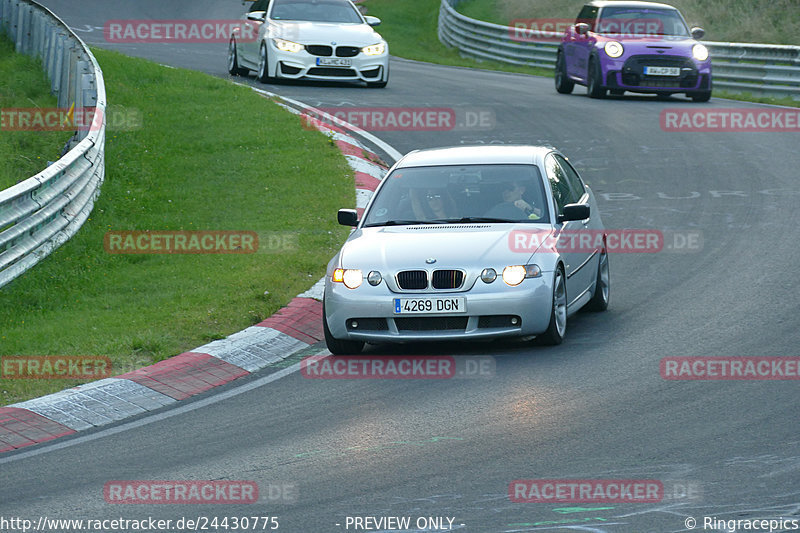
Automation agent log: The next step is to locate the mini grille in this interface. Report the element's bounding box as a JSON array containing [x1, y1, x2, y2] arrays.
[[397, 270, 428, 290], [432, 270, 464, 289]]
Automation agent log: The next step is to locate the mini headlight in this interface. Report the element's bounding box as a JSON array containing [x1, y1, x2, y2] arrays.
[[480, 268, 497, 283], [605, 41, 624, 58], [367, 271, 382, 286], [362, 42, 386, 56], [502, 265, 526, 286], [693, 43, 709, 61], [525, 264, 542, 278], [273, 38, 304, 53], [342, 269, 363, 289]]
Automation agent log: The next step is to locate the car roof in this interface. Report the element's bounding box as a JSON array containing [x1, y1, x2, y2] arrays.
[[587, 1, 678, 10], [396, 145, 554, 168]]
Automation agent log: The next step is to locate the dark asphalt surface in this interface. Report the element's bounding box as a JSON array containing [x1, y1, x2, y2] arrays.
[[2, 1, 799, 531]]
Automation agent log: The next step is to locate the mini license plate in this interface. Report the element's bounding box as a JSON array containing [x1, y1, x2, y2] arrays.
[[644, 66, 680, 76], [393, 297, 466, 314], [316, 57, 352, 67]]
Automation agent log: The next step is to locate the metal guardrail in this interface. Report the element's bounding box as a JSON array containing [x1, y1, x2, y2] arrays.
[[0, 0, 106, 290], [439, 0, 800, 100]]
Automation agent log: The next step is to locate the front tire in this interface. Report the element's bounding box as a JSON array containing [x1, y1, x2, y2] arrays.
[[227, 39, 249, 76], [323, 301, 365, 355], [536, 268, 567, 345], [587, 57, 606, 99], [555, 52, 574, 94], [257, 42, 274, 83], [690, 91, 711, 102], [586, 248, 610, 312]]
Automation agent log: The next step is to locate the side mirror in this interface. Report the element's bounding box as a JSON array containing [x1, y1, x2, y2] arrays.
[[338, 209, 359, 227], [691, 27, 705, 40], [575, 23, 590, 35], [364, 16, 381, 27], [247, 11, 267, 22], [559, 203, 590, 223]]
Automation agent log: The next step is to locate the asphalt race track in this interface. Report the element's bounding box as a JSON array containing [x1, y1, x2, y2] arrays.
[[3, 1, 800, 531]]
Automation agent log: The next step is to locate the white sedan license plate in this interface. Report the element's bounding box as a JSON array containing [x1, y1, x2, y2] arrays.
[[393, 297, 466, 314], [316, 57, 352, 67], [644, 66, 680, 76]]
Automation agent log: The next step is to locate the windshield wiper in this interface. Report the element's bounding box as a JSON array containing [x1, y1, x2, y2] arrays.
[[441, 217, 519, 223], [365, 220, 439, 227]]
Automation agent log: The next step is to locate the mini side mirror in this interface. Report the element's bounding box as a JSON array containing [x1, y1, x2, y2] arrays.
[[575, 23, 590, 35], [338, 209, 359, 227], [691, 27, 705, 40]]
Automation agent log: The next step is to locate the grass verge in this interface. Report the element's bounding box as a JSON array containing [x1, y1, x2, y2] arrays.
[[363, 0, 551, 78], [0, 33, 73, 191], [0, 47, 353, 406]]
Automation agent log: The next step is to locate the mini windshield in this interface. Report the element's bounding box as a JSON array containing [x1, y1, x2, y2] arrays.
[[270, 0, 363, 23], [596, 7, 690, 37], [362, 164, 550, 227]]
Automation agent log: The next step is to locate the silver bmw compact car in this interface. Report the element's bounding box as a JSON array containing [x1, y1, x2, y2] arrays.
[[323, 145, 610, 354]]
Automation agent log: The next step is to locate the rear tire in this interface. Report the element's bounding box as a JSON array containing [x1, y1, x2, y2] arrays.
[[555, 52, 574, 94], [535, 268, 567, 345], [587, 58, 606, 99], [227, 39, 249, 76], [323, 301, 365, 355]]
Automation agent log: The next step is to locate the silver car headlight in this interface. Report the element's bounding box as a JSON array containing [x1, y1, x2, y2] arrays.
[[362, 42, 386, 56], [273, 38, 303, 53], [332, 268, 362, 289], [692, 43, 709, 61], [502, 264, 542, 286], [604, 41, 624, 58]]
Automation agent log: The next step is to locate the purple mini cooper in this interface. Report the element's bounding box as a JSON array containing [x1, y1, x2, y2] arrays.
[[555, 1, 712, 101]]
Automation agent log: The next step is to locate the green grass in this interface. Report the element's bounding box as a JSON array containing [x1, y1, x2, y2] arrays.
[[457, 0, 800, 45], [363, 0, 551, 77], [0, 34, 73, 190], [0, 47, 354, 406]]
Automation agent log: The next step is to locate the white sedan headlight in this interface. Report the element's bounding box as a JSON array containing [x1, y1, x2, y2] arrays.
[[273, 38, 303, 53], [502, 264, 543, 286], [362, 42, 386, 56], [693, 43, 709, 61], [604, 41, 624, 58], [332, 268, 363, 289]]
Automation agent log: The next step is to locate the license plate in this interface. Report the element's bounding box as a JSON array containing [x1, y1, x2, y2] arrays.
[[644, 66, 680, 76], [393, 297, 466, 314], [316, 57, 352, 67]]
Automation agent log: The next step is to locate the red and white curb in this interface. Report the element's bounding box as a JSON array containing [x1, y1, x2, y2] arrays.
[[0, 92, 393, 454]]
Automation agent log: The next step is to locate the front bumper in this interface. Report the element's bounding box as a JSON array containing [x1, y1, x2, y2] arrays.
[[271, 42, 388, 83], [603, 54, 711, 93], [324, 275, 554, 344]]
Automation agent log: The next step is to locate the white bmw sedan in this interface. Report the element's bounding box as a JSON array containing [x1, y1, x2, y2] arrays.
[[323, 145, 611, 355], [228, 0, 389, 87]]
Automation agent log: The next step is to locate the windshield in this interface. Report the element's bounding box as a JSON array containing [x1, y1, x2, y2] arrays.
[[270, 0, 364, 23], [596, 7, 690, 37], [362, 164, 550, 227]]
